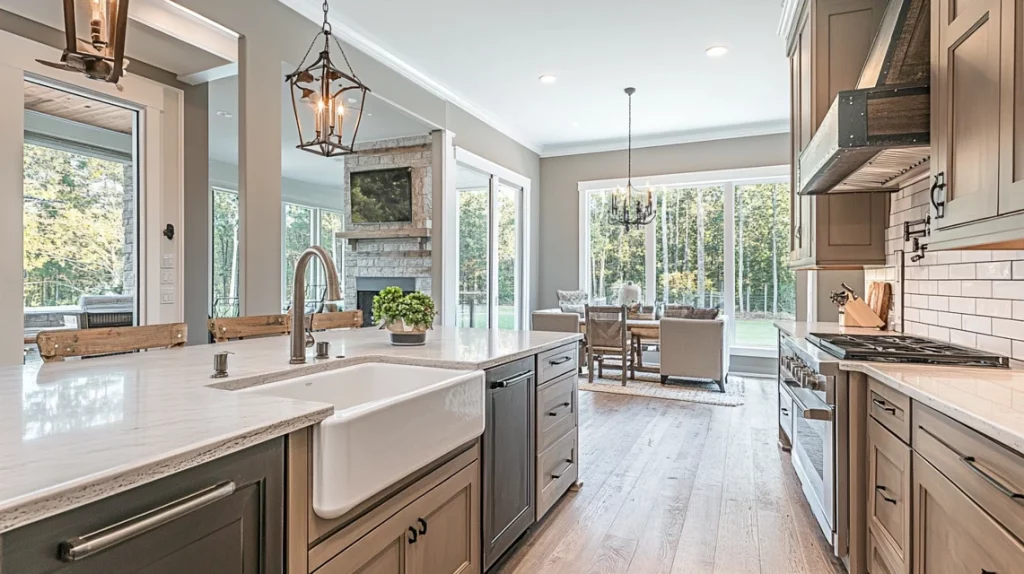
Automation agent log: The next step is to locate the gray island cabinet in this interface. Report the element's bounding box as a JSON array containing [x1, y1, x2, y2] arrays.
[[0, 438, 285, 573]]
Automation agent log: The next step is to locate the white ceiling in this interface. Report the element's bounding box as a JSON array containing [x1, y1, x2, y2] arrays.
[[207, 68, 434, 187], [281, 0, 791, 155]]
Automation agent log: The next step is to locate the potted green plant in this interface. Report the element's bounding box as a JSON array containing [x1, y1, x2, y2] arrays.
[[372, 287, 437, 346]]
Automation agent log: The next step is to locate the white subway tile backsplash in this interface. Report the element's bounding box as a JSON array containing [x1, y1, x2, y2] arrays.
[[961, 251, 994, 263], [918, 309, 939, 325], [906, 293, 929, 308], [950, 329, 977, 348], [919, 281, 938, 295], [904, 280, 920, 294], [929, 266, 949, 280], [928, 325, 951, 341], [948, 263, 977, 280], [976, 298, 1013, 318], [977, 334, 1013, 355], [904, 307, 920, 322], [1014, 300, 1024, 320], [977, 261, 1013, 280], [961, 281, 993, 298], [928, 296, 949, 311], [937, 312, 962, 329], [906, 266, 929, 280], [936, 251, 962, 264], [1013, 340, 1024, 361], [992, 318, 1024, 341], [937, 281, 962, 296], [1014, 261, 1024, 279], [962, 315, 993, 334], [992, 281, 1024, 300], [948, 297, 976, 314]]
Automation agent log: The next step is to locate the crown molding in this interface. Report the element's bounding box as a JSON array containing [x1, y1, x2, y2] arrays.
[[539, 120, 791, 158], [279, 0, 543, 155]]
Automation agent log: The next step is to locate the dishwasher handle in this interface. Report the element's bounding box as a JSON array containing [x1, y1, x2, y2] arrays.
[[490, 371, 533, 389]]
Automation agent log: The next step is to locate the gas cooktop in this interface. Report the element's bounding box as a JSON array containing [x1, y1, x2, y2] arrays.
[[806, 333, 1010, 368]]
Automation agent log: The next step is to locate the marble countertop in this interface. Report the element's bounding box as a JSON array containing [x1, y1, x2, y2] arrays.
[[775, 321, 1024, 453], [0, 326, 582, 533]]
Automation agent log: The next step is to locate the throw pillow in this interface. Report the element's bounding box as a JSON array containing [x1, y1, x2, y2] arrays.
[[556, 289, 587, 314], [664, 304, 695, 318], [691, 307, 721, 320]]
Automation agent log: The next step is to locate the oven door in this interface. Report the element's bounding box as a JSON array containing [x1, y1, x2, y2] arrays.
[[783, 379, 835, 544]]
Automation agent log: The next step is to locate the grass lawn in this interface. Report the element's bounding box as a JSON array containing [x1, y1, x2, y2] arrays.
[[457, 306, 516, 330]]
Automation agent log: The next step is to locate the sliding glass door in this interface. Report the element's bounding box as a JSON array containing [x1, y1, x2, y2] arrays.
[[455, 162, 525, 330]]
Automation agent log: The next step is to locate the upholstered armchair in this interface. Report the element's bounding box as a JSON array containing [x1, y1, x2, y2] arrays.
[[659, 315, 730, 392]]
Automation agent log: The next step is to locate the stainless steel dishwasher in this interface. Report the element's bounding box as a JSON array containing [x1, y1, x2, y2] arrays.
[[482, 356, 535, 571]]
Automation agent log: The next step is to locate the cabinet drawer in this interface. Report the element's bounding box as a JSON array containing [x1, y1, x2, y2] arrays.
[[869, 527, 901, 574], [536, 429, 577, 520], [912, 452, 1024, 574], [537, 343, 578, 385], [868, 418, 910, 573], [912, 401, 1024, 543], [537, 371, 577, 453], [779, 383, 794, 444], [868, 379, 910, 443]]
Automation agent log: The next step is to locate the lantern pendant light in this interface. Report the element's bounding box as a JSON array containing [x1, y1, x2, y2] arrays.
[[609, 87, 655, 232], [285, 0, 371, 157], [37, 0, 131, 87]]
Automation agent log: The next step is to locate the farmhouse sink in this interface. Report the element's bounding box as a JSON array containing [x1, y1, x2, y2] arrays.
[[243, 362, 485, 519]]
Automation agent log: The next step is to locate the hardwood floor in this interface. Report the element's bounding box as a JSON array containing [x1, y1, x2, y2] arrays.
[[493, 377, 845, 574]]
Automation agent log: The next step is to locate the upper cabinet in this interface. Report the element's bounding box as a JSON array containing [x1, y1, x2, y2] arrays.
[[929, 0, 1024, 249], [787, 0, 892, 269]]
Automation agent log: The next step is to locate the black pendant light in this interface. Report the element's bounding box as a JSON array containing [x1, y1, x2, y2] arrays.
[[285, 0, 371, 157], [609, 87, 655, 232], [37, 0, 131, 87]]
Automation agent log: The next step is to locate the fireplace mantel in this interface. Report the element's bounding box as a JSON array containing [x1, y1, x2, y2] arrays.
[[337, 227, 431, 248]]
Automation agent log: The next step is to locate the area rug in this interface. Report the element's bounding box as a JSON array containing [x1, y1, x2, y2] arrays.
[[578, 370, 746, 407]]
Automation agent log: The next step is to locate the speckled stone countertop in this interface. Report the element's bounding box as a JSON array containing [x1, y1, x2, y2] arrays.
[[0, 326, 582, 533], [775, 321, 1024, 453]]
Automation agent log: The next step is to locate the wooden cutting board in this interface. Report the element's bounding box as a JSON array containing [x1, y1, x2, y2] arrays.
[[866, 281, 892, 327]]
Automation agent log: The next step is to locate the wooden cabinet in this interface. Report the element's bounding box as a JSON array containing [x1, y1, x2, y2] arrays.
[[319, 460, 480, 574], [482, 357, 535, 570], [0, 439, 284, 574], [867, 418, 910, 573], [929, 0, 1024, 248], [786, 0, 891, 269], [912, 452, 1024, 574]]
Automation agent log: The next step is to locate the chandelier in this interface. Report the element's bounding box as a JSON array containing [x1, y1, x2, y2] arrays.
[[609, 87, 654, 232], [37, 0, 131, 87], [285, 0, 371, 157]]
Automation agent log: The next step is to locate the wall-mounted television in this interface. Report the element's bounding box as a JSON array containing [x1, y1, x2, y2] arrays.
[[350, 167, 413, 223]]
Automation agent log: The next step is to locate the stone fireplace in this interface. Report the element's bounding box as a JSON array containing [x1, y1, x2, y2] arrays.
[[339, 135, 433, 314]]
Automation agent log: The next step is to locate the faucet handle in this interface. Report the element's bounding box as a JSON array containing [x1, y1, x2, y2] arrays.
[[305, 330, 316, 349]]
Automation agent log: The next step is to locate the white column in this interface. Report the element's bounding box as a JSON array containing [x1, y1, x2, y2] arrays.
[[238, 36, 283, 314], [0, 64, 22, 365], [723, 183, 736, 346]]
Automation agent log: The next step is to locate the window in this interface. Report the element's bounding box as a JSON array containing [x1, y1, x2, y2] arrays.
[[580, 168, 794, 351], [211, 188, 239, 318]]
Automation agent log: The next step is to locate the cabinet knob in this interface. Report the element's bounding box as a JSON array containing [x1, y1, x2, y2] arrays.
[[417, 517, 428, 535], [407, 526, 418, 544]]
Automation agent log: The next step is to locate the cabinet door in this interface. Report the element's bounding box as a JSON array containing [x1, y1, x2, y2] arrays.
[[933, 0, 1002, 228], [483, 367, 535, 570], [318, 506, 412, 574], [867, 419, 910, 573], [408, 463, 480, 574], [999, 0, 1024, 213], [912, 453, 1024, 574]]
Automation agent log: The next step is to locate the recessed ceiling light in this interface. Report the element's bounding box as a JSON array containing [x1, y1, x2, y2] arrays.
[[216, 110, 233, 118], [347, 97, 358, 104], [538, 74, 557, 84], [705, 46, 729, 57]]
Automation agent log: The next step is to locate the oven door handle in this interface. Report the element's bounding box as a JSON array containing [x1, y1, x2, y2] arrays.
[[782, 380, 833, 422]]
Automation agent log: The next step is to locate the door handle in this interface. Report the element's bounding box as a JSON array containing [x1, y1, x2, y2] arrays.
[[491, 371, 532, 389], [417, 518, 428, 535], [551, 459, 574, 479], [875, 485, 898, 505], [960, 456, 1024, 502], [59, 482, 236, 562], [407, 526, 418, 544], [549, 356, 572, 366], [548, 402, 571, 416], [871, 397, 897, 415]]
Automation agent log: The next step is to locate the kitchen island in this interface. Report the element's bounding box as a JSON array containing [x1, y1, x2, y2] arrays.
[[776, 321, 1024, 574], [0, 326, 582, 573]]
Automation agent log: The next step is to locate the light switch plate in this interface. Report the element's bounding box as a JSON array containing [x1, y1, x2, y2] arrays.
[[161, 254, 174, 269], [160, 270, 174, 285], [160, 288, 175, 304]]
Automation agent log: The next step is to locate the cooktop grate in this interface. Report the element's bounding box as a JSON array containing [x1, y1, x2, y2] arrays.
[[806, 333, 1010, 368]]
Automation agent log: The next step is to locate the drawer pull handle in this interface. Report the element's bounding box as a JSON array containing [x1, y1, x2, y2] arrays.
[[875, 485, 898, 505], [58, 481, 236, 562], [871, 397, 897, 415], [491, 371, 532, 389], [960, 456, 1024, 502], [408, 527, 419, 543], [780, 407, 790, 415], [551, 459, 574, 479], [549, 356, 572, 366], [417, 517, 428, 535], [548, 402, 572, 416]]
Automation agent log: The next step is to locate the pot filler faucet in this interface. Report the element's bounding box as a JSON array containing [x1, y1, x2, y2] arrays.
[[290, 245, 342, 364]]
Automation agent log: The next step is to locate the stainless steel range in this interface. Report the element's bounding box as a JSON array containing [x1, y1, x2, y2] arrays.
[[806, 333, 1010, 367]]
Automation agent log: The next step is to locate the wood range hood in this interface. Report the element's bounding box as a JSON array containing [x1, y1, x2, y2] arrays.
[[798, 0, 930, 195]]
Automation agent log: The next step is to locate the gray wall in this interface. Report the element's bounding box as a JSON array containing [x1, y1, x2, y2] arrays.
[[537, 133, 789, 309], [183, 84, 210, 345], [208, 159, 344, 212]]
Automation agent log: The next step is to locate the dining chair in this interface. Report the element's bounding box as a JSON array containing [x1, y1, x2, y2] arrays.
[[208, 314, 291, 343], [532, 311, 585, 374], [308, 310, 363, 331], [584, 304, 633, 386], [36, 323, 187, 363]]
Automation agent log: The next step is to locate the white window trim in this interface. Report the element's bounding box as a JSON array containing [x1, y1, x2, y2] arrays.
[[450, 146, 532, 329], [279, 201, 344, 311], [578, 165, 791, 352]]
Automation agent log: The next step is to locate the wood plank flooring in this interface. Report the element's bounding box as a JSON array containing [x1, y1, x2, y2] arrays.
[[493, 377, 845, 574]]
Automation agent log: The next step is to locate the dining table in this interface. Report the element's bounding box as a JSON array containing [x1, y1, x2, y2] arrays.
[[578, 317, 661, 375]]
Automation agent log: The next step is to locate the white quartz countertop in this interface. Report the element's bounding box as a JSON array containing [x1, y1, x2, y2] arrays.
[[775, 321, 1024, 453], [0, 326, 581, 533]]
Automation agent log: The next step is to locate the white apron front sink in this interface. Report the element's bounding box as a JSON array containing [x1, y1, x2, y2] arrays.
[[243, 362, 484, 519]]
